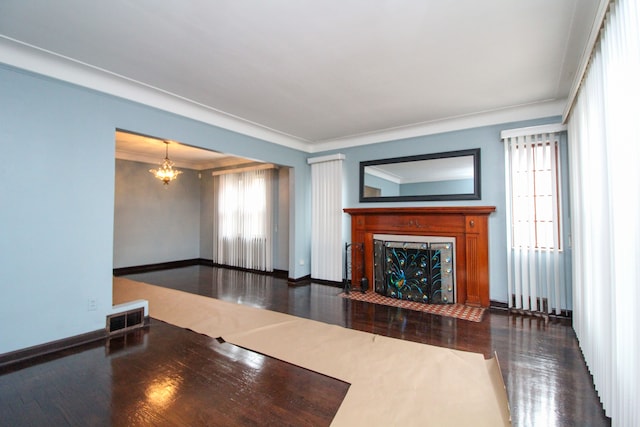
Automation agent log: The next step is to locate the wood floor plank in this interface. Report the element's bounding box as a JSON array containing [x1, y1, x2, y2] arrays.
[[0, 319, 349, 427], [122, 266, 610, 427], [0, 265, 610, 426]]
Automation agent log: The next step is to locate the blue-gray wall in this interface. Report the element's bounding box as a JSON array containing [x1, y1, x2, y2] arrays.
[[316, 117, 567, 305], [0, 62, 571, 356], [114, 159, 290, 271], [114, 159, 201, 268], [199, 168, 216, 261], [0, 64, 310, 355]]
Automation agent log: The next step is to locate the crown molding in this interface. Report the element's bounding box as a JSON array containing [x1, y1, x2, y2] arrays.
[[1, 36, 567, 155], [0, 36, 312, 152], [308, 99, 567, 153], [365, 166, 402, 184]]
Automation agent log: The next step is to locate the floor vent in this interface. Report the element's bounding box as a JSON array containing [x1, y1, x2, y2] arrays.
[[107, 307, 145, 334]]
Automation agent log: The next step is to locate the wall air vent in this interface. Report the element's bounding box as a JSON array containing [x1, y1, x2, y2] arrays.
[[107, 307, 145, 334]]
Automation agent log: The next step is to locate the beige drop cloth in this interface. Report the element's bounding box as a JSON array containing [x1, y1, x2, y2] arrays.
[[114, 277, 510, 426]]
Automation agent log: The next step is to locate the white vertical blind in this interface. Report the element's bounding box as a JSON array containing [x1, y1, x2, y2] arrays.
[[566, 0, 639, 424], [309, 154, 344, 282], [213, 168, 274, 271], [502, 129, 567, 314]]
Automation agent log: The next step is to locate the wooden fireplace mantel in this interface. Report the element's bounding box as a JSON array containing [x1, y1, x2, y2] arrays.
[[344, 206, 496, 307]]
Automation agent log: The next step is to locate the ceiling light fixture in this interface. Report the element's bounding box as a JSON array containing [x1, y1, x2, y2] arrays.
[[149, 141, 182, 185]]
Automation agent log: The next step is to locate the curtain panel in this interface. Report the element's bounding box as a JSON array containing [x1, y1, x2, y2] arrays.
[[212, 168, 274, 272], [309, 155, 345, 282], [502, 128, 568, 315], [566, 0, 639, 423]]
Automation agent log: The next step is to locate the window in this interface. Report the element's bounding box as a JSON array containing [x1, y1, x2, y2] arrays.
[[213, 167, 274, 271], [507, 136, 562, 250], [218, 172, 267, 239], [502, 126, 567, 315]]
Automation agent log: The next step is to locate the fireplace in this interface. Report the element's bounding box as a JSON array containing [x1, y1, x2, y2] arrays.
[[344, 207, 496, 307], [373, 234, 455, 304]]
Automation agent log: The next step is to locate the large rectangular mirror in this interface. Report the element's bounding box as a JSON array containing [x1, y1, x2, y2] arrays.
[[360, 148, 481, 202]]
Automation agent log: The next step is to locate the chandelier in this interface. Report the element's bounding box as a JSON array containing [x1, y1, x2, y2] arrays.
[[149, 141, 182, 185]]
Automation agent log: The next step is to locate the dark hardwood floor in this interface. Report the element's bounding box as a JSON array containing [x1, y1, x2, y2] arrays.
[[0, 319, 348, 426], [1, 265, 609, 426]]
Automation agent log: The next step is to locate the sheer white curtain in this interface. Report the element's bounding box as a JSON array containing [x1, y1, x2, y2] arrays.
[[308, 154, 344, 282], [566, 0, 639, 424], [502, 126, 567, 315], [213, 168, 274, 272]]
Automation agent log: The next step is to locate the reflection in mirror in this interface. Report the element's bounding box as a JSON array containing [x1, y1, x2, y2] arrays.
[[360, 149, 480, 202]]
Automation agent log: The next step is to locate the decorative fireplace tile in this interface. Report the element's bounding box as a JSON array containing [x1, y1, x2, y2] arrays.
[[374, 239, 454, 304]]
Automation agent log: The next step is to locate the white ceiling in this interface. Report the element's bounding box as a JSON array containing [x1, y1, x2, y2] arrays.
[[0, 0, 600, 157]]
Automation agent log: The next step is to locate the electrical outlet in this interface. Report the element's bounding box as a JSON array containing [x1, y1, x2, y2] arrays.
[[299, 259, 305, 266], [87, 298, 97, 311]]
